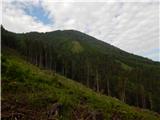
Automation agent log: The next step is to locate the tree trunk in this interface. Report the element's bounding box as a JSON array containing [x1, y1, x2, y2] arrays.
[[140, 85, 146, 108], [96, 70, 99, 92], [149, 93, 153, 110], [122, 78, 126, 102], [107, 78, 110, 96], [39, 53, 43, 68], [71, 61, 74, 80], [87, 63, 90, 87]]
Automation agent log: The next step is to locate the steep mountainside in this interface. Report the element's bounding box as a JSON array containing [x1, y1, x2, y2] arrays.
[[1, 48, 160, 120], [1, 26, 160, 113]]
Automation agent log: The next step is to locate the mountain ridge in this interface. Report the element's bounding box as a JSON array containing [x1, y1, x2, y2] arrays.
[[2, 26, 159, 63]]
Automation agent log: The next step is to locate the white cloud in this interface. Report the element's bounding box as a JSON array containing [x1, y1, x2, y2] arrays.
[[2, 0, 160, 61], [2, 0, 52, 33]]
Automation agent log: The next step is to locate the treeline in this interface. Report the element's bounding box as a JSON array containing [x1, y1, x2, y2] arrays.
[[1, 26, 160, 113]]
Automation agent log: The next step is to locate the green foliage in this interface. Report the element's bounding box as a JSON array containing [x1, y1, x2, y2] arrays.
[[71, 41, 83, 53], [1, 26, 160, 113], [1, 51, 160, 120]]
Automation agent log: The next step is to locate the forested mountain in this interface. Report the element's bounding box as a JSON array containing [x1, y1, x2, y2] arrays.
[[1, 26, 160, 113], [2, 48, 160, 119]]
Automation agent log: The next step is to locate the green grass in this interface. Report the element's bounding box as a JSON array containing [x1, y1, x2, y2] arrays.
[[1, 49, 160, 120]]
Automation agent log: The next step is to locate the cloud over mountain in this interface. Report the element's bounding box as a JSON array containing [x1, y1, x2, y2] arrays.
[[2, 0, 159, 61]]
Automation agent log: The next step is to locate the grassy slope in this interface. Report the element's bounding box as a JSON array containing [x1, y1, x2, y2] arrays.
[[1, 49, 160, 120]]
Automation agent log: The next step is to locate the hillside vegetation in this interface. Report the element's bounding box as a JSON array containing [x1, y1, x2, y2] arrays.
[[1, 48, 160, 120], [2, 26, 160, 113]]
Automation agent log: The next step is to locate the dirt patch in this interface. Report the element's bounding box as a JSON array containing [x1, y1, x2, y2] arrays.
[[47, 102, 62, 120], [72, 105, 104, 120], [1, 96, 47, 120]]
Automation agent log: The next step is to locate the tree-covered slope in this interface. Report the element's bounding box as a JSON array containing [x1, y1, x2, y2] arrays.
[[1, 48, 160, 120], [1, 26, 160, 113]]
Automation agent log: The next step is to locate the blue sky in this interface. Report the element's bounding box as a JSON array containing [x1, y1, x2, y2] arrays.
[[142, 48, 160, 61], [2, 1, 159, 61], [23, 3, 53, 25]]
